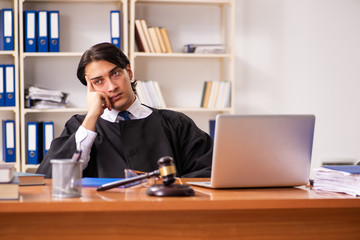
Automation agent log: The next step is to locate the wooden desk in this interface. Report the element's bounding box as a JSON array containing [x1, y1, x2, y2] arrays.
[[0, 179, 359, 240]]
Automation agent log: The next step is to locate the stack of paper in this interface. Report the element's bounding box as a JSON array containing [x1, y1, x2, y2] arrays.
[[25, 86, 69, 109], [313, 165, 360, 197]]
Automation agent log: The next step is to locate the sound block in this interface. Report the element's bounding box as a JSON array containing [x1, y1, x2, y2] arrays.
[[146, 184, 195, 197]]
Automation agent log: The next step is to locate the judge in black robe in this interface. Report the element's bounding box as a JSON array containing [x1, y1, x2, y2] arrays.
[[36, 42, 213, 179], [37, 108, 212, 178]]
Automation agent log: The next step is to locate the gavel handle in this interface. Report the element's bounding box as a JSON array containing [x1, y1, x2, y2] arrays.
[[96, 170, 160, 191]]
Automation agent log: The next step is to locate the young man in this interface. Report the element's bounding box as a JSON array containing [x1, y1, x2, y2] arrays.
[[37, 42, 213, 178]]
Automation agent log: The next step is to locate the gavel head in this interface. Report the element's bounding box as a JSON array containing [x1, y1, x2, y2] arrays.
[[158, 156, 176, 185]]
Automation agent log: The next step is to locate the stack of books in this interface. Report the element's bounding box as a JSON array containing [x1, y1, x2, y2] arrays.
[[200, 81, 231, 109], [313, 165, 360, 197], [134, 19, 172, 53], [0, 163, 19, 200], [136, 80, 166, 108], [25, 86, 69, 109]]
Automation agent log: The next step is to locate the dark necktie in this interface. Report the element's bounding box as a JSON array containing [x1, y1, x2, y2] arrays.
[[118, 111, 131, 121]]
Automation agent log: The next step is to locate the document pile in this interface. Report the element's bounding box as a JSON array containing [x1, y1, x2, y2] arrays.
[[313, 165, 360, 197], [25, 86, 69, 109]]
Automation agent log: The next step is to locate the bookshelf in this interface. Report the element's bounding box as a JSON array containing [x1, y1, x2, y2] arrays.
[[128, 0, 235, 130], [0, 0, 20, 171], [9, 0, 234, 172], [18, 0, 127, 171]]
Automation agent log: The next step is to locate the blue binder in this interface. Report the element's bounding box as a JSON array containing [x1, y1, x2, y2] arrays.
[[0, 65, 4, 106], [24, 10, 36, 52], [37, 10, 48, 52], [27, 122, 43, 164], [48, 11, 59, 52], [43, 121, 54, 157], [110, 10, 121, 48], [0, 9, 14, 51], [4, 64, 14, 106], [2, 120, 15, 162]]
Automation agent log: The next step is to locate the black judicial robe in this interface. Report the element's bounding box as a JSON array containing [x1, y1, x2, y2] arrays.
[[36, 108, 213, 179]]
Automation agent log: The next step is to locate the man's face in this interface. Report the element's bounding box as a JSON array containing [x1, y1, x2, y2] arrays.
[[85, 60, 135, 111]]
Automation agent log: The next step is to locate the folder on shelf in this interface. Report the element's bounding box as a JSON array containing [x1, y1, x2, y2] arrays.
[[159, 27, 172, 53], [140, 19, 155, 53], [27, 122, 43, 165], [48, 11, 59, 52], [110, 10, 121, 49], [154, 27, 166, 53], [37, 10, 48, 52], [134, 19, 149, 52], [148, 27, 162, 53], [0, 65, 4, 106], [0, 9, 14, 51], [43, 121, 54, 157], [2, 120, 15, 163], [4, 64, 14, 107], [24, 10, 36, 52]]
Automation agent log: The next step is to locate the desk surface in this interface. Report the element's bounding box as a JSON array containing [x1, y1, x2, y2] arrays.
[[1, 178, 359, 212], [1, 179, 360, 240]]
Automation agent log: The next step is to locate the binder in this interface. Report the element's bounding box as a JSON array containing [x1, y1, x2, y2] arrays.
[[2, 120, 15, 162], [0, 65, 4, 106], [4, 64, 14, 106], [48, 11, 59, 52], [43, 121, 54, 157], [24, 10, 36, 52], [0, 9, 13, 51], [110, 10, 121, 48], [27, 122, 43, 164], [37, 10, 48, 52]]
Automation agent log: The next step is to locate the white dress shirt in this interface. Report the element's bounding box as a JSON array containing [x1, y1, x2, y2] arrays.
[[75, 97, 152, 169]]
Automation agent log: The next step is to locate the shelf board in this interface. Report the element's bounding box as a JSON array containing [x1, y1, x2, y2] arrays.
[[133, 52, 231, 58], [165, 107, 232, 112], [22, 52, 84, 58], [0, 51, 16, 57], [22, 0, 122, 3], [23, 107, 88, 114], [136, 0, 233, 5], [0, 107, 17, 112]]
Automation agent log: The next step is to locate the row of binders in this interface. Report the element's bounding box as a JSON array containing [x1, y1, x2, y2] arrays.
[[0, 64, 15, 107], [201, 81, 231, 109], [134, 19, 172, 53], [0, 8, 14, 51], [27, 121, 54, 164], [136, 80, 166, 108], [23, 10, 59, 52]]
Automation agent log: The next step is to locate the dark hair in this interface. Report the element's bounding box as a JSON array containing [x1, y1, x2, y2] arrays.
[[77, 42, 136, 92]]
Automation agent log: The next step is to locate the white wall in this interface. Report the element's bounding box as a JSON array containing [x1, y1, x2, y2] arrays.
[[235, 0, 360, 168]]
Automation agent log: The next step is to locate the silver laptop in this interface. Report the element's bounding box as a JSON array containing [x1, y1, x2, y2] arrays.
[[188, 114, 315, 188]]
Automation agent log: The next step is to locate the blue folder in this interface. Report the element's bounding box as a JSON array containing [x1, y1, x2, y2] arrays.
[[82, 177, 124, 188], [0, 65, 4, 106], [48, 11, 59, 52], [0, 9, 14, 51], [110, 10, 121, 48], [42, 121, 54, 157], [4, 64, 15, 106], [27, 122, 43, 164], [24, 10, 36, 52], [2, 120, 15, 162], [37, 10, 48, 52]]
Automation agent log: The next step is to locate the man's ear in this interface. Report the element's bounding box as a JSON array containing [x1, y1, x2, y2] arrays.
[[126, 65, 133, 80]]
